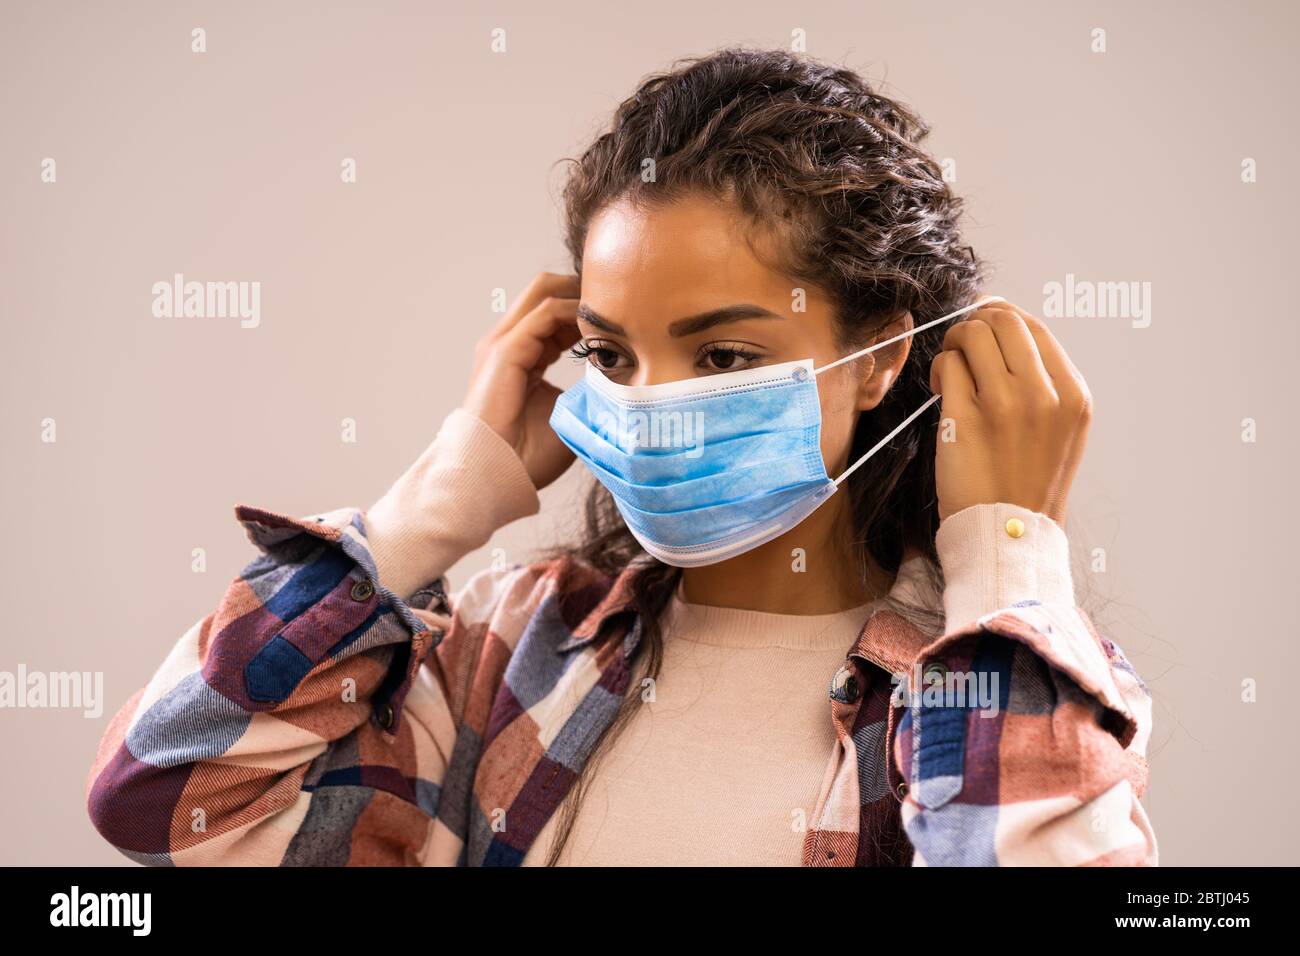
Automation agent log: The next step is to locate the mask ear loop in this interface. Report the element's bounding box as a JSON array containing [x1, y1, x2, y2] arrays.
[[813, 296, 1005, 376], [816, 295, 1006, 488], [832, 394, 941, 487]]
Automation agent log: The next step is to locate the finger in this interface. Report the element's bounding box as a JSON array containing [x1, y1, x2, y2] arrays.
[[487, 273, 581, 340], [929, 348, 976, 405], [1005, 307, 1092, 496], [513, 296, 579, 341], [548, 321, 583, 354], [978, 307, 1056, 394], [941, 318, 1010, 397], [534, 323, 583, 374], [1006, 307, 1091, 409], [501, 296, 580, 371]]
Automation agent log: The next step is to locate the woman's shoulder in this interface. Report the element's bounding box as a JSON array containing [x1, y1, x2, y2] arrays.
[[443, 551, 639, 654]]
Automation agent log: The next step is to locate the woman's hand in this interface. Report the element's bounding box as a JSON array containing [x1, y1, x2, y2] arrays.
[[461, 272, 582, 490], [928, 300, 1092, 524]]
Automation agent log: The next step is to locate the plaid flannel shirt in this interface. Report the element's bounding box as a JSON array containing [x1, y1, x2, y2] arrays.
[[86, 503, 1156, 866]]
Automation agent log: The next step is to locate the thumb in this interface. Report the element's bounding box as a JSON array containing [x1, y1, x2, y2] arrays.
[[929, 349, 974, 404]]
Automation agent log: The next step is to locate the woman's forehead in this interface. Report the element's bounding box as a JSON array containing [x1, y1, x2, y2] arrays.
[[580, 197, 832, 337]]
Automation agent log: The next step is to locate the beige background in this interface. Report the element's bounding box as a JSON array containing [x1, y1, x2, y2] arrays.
[[1, 0, 1295, 865]]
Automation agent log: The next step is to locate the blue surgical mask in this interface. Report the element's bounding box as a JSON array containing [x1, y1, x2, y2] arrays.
[[548, 297, 1004, 567]]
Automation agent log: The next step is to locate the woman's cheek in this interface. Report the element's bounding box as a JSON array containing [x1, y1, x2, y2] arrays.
[[817, 400, 859, 476]]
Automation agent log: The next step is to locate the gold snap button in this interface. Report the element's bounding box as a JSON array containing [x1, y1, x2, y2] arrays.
[[1005, 517, 1025, 538], [350, 579, 375, 601]]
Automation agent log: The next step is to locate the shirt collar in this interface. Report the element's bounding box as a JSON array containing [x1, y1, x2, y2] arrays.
[[553, 556, 654, 658], [846, 549, 943, 676]]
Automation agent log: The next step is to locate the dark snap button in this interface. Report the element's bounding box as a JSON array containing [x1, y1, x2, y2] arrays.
[[350, 579, 375, 602], [896, 781, 909, 800], [377, 703, 394, 730], [830, 663, 861, 704], [922, 661, 948, 684]]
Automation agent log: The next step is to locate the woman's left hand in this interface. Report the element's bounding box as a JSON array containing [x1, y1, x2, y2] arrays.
[[928, 299, 1092, 525]]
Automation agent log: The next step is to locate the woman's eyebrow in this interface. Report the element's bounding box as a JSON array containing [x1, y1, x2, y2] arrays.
[[576, 303, 785, 337], [576, 304, 626, 335], [668, 305, 785, 337]]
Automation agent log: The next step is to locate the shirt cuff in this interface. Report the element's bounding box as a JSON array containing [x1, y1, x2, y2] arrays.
[[364, 408, 540, 600], [934, 502, 1075, 633]]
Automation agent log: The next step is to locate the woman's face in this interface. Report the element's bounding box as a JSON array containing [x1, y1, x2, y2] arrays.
[[575, 192, 909, 478]]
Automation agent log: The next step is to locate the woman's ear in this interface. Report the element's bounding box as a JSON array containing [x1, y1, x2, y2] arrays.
[[855, 311, 913, 411]]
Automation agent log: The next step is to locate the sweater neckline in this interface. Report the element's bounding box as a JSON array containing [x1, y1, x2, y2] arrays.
[[662, 580, 882, 651]]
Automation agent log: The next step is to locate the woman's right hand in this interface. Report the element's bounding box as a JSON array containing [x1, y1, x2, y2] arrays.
[[461, 272, 582, 490]]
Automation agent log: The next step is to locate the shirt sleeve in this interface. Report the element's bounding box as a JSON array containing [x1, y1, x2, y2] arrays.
[[890, 506, 1157, 866], [935, 502, 1075, 632], [365, 408, 540, 600], [85, 409, 541, 866]]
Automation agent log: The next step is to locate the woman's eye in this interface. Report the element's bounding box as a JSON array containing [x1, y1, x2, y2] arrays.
[[570, 340, 628, 370], [698, 344, 760, 372]]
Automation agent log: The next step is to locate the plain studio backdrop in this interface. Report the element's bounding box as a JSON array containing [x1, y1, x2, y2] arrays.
[[1, 0, 1295, 865]]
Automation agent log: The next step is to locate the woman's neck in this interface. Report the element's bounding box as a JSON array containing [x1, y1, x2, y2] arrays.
[[679, 495, 894, 614]]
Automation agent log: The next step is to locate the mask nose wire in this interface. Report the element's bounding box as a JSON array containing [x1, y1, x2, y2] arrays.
[[812, 296, 1006, 376]]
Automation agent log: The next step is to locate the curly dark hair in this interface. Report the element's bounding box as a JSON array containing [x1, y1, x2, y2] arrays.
[[543, 45, 985, 864]]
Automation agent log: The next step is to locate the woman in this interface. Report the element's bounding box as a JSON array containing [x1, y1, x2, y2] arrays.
[[86, 47, 1156, 866]]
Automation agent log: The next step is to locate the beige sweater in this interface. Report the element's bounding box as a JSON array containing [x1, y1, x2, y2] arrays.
[[365, 409, 1076, 867], [523, 589, 872, 865]]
